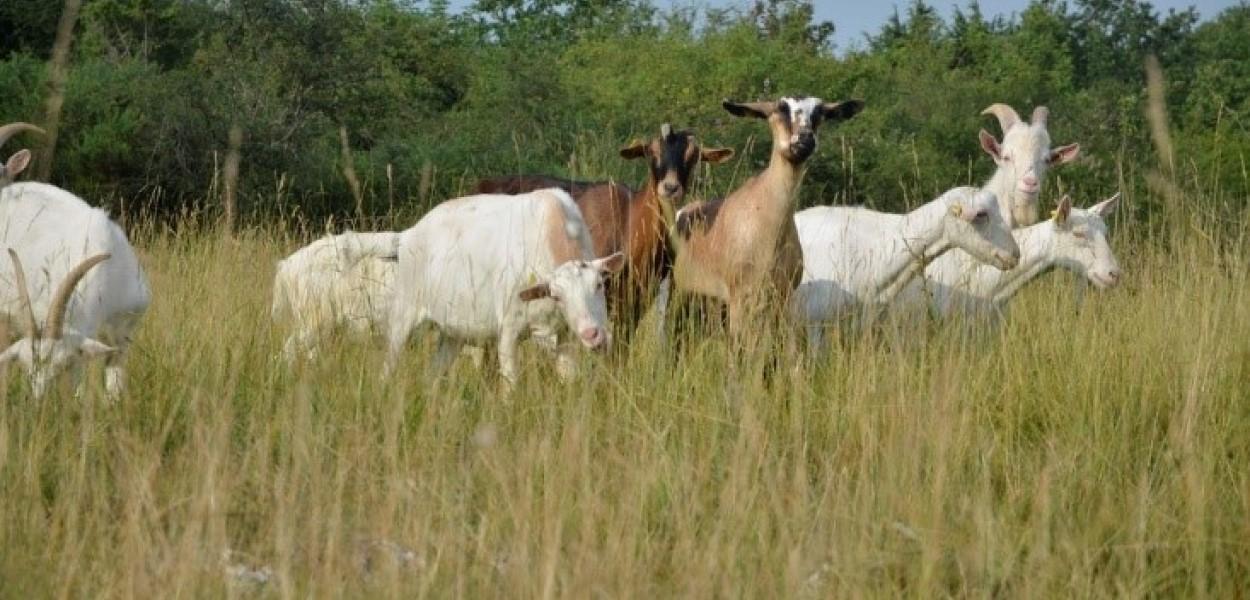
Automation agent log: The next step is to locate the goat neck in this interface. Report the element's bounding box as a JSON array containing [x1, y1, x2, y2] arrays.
[[986, 224, 1055, 304], [873, 199, 952, 305]]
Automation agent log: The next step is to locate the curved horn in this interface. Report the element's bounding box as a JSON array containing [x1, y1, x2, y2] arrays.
[[46, 253, 110, 339], [1031, 106, 1050, 126], [0, 123, 45, 151], [660, 123, 672, 138], [981, 103, 1021, 132], [6, 249, 38, 340]]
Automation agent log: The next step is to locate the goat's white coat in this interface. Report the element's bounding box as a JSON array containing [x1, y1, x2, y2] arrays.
[[385, 189, 620, 384], [0, 182, 151, 398], [793, 187, 1019, 344], [272, 231, 399, 361], [899, 195, 1122, 320]]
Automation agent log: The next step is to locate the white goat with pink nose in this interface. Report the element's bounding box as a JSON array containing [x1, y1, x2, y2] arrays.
[[385, 188, 623, 387], [979, 104, 1080, 227]]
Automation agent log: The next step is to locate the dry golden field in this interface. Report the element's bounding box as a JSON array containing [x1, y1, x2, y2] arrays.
[[2, 177, 1249, 598]]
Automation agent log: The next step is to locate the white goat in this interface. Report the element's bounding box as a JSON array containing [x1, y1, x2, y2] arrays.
[[272, 231, 400, 362], [1, 182, 151, 399], [979, 104, 1080, 227], [900, 194, 1122, 320], [793, 186, 1020, 346], [385, 189, 624, 386]]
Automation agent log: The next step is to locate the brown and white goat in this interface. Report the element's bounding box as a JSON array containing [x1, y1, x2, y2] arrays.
[[471, 125, 733, 337], [666, 96, 864, 339]]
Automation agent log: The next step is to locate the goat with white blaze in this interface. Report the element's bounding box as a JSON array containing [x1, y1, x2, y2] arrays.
[[979, 103, 1080, 227], [1, 123, 151, 398], [793, 186, 1019, 346], [272, 231, 400, 362], [899, 193, 1122, 320], [385, 189, 624, 386]]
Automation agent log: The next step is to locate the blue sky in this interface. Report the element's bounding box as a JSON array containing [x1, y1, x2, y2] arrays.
[[441, 0, 1241, 52]]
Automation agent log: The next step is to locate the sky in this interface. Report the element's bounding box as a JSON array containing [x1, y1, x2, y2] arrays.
[[442, 0, 1241, 52]]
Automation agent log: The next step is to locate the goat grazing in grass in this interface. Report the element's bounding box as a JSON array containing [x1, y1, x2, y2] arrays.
[[1, 163, 151, 399], [898, 193, 1121, 320], [979, 103, 1080, 227], [385, 189, 624, 387], [663, 96, 863, 340], [793, 187, 1020, 347], [271, 231, 400, 362], [472, 124, 733, 338]]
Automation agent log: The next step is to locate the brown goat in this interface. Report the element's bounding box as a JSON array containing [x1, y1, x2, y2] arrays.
[[666, 96, 864, 340], [471, 125, 733, 338]]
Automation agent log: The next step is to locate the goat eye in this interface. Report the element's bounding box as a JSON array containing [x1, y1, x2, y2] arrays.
[[1073, 231, 1088, 239], [972, 211, 988, 222]]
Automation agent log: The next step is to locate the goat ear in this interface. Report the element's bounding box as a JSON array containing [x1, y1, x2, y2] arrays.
[[722, 100, 774, 119], [518, 283, 551, 302], [80, 338, 116, 357], [700, 147, 734, 164], [1049, 143, 1080, 166], [4, 149, 32, 179], [978, 129, 1002, 161], [948, 203, 964, 218], [819, 99, 864, 123], [594, 252, 626, 275], [1089, 192, 1120, 218], [619, 140, 648, 159], [1052, 195, 1072, 225]]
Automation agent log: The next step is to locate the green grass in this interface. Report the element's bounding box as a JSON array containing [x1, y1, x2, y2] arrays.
[[1, 188, 1249, 598]]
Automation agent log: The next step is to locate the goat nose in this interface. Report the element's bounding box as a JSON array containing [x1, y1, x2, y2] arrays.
[[1107, 268, 1121, 282], [662, 182, 680, 195], [580, 327, 605, 347], [1023, 175, 1038, 186]]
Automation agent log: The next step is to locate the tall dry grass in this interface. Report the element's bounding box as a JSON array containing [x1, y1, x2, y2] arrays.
[[2, 157, 1249, 598]]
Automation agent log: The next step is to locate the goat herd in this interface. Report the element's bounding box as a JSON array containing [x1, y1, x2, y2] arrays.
[[0, 96, 1124, 398]]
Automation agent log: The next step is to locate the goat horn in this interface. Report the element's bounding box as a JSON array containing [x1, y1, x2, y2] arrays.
[[46, 253, 110, 339], [661, 123, 672, 138], [1031, 106, 1050, 126], [981, 104, 1021, 132], [6, 249, 38, 340], [0, 122, 45, 151]]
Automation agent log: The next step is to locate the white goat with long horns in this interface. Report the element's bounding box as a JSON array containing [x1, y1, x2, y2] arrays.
[[979, 104, 1080, 228], [1, 124, 151, 398]]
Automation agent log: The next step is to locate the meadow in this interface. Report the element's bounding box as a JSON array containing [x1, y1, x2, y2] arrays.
[[2, 156, 1248, 598]]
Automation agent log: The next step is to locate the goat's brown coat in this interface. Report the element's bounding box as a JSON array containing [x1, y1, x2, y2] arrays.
[[669, 98, 863, 338]]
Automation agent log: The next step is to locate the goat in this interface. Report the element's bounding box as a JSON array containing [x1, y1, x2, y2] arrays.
[[385, 189, 625, 387], [663, 96, 863, 340], [979, 104, 1080, 227], [899, 194, 1121, 320], [471, 124, 733, 338], [1, 182, 151, 399], [793, 187, 1020, 347], [271, 231, 400, 362]]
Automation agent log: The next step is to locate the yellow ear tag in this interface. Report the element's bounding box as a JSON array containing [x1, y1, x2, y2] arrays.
[[950, 204, 963, 217]]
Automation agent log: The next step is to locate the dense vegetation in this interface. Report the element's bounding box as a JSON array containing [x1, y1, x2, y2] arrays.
[[2, 0, 1247, 223]]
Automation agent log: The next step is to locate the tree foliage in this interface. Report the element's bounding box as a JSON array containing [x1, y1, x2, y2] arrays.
[[0, 0, 1244, 222]]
